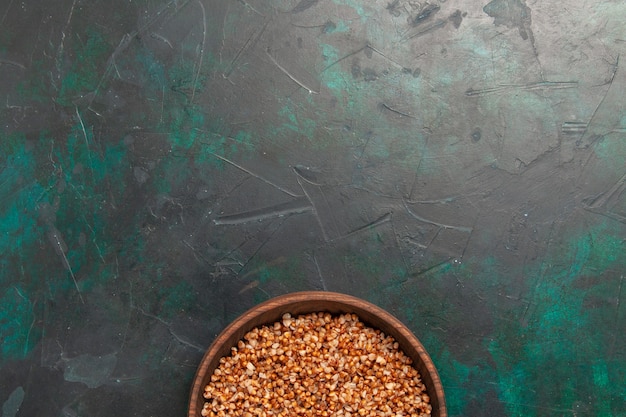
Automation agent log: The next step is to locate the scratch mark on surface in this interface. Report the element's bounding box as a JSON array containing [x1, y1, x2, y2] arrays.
[[411, 3, 440, 26], [579, 54, 620, 145], [389, 216, 410, 273], [208, 152, 300, 197], [324, 212, 393, 244], [0, 0, 14, 27], [75, 107, 95, 179], [561, 121, 588, 134], [56, 0, 77, 79], [366, 43, 406, 69], [25, 300, 37, 356], [236, 219, 286, 275], [403, 200, 473, 233], [293, 165, 323, 186], [266, 47, 319, 94], [405, 196, 459, 205], [291, 0, 319, 13], [459, 224, 475, 260], [150, 32, 173, 48], [210, 258, 243, 282], [47, 227, 84, 304], [13, 286, 27, 301], [237, 0, 265, 16], [13, 287, 36, 355], [593, 211, 626, 225], [82, 215, 106, 264], [321, 45, 368, 73], [522, 221, 556, 325], [0, 59, 26, 69], [88, 33, 133, 105], [190, 0, 207, 105], [132, 305, 204, 352], [583, 172, 626, 210], [411, 258, 453, 278], [354, 131, 372, 168], [214, 197, 312, 225], [407, 137, 428, 201], [295, 172, 329, 242], [617, 275, 624, 319], [182, 239, 207, 264], [88, 0, 191, 107], [312, 253, 327, 291], [321, 42, 410, 73], [240, 257, 287, 280], [400, 19, 446, 43], [465, 80, 578, 96], [223, 18, 270, 79], [238, 280, 260, 294], [380, 102, 417, 119], [345, 212, 392, 237], [291, 21, 330, 29]]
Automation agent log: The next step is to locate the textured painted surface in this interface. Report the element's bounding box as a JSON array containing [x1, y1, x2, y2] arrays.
[[1, 0, 625, 416]]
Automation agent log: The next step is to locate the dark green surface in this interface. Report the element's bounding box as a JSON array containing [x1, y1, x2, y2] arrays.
[[1, 0, 625, 416]]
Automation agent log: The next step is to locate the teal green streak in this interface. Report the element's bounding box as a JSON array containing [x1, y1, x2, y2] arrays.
[[0, 143, 45, 264], [457, 31, 493, 59], [13, 28, 112, 106], [33, 125, 131, 299], [436, 348, 472, 415], [154, 111, 247, 191], [0, 150, 48, 363], [257, 257, 304, 288], [160, 280, 197, 320], [331, 0, 371, 21], [381, 218, 625, 415], [0, 287, 40, 362], [167, 105, 204, 151], [194, 127, 257, 175], [245, 257, 307, 305], [274, 102, 317, 141], [320, 42, 339, 64], [489, 220, 625, 416], [58, 29, 111, 107], [594, 133, 626, 177], [136, 49, 167, 92], [0, 142, 45, 363], [62, 123, 126, 185], [567, 222, 623, 274], [419, 334, 498, 416], [319, 44, 349, 97], [132, 265, 199, 322], [139, 345, 167, 372], [366, 135, 391, 159], [160, 84, 256, 181], [1, 132, 27, 161], [167, 58, 207, 107], [148, 51, 242, 191], [593, 362, 609, 391], [329, 20, 350, 33]]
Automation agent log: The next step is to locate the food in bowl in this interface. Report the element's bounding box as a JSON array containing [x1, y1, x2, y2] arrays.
[[202, 312, 432, 417]]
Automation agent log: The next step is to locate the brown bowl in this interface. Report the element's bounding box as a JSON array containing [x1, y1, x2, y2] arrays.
[[188, 291, 447, 417]]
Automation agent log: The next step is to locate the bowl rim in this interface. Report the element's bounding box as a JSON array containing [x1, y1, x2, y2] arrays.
[[188, 291, 447, 417]]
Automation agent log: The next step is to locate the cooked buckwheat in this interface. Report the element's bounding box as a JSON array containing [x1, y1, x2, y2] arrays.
[[203, 312, 431, 417]]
